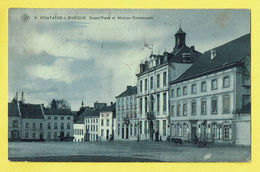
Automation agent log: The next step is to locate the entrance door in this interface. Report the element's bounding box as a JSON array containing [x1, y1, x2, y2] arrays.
[[191, 126, 197, 141], [126, 127, 129, 139], [106, 129, 109, 140], [149, 121, 154, 140], [39, 133, 43, 140], [60, 132, 64, 141]]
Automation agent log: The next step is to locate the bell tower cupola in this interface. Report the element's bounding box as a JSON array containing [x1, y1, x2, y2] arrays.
[[173, 21, 186, 52]]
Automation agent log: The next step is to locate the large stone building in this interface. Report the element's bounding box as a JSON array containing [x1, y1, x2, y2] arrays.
[[169, 34, 250, 145], [115, 86, 137, 140], [136, 26, 201, 141]]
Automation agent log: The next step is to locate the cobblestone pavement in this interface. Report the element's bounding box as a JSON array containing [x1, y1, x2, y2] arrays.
[[8, 141, 251, 162]]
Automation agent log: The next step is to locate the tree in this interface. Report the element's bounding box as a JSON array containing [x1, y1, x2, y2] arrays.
[[49, 99, 71, 110]]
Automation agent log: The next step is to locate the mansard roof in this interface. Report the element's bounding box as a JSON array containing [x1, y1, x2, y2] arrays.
[[170, 33, 250, 84], [8, 103, 21, 117], [19, 103, 44, 119]]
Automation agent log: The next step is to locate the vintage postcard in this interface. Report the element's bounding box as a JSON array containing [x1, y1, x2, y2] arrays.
[[8, 9, 250, 162]]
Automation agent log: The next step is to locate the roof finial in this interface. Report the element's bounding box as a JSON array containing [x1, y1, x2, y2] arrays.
[[179, 18, 182, 28]]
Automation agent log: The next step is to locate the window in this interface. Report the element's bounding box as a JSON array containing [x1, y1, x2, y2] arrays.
[[201, 99, 207, 115], [48, 122, 51, 129], [67, 117, 71, 120], [177, 88, 181, 97], [145, 79, 148, 91], [32, 123, 36, 131], [150, 77, 154, 89], [223, 76, 230, 88], [144, 121, 147, 134], [157, 94, 160, 112], [61, 116, 64, 120], [130, 124, 133, 136], [106, 119, 110, 126], [101, 119, 104, 126], [101, 129, 104, 136], [25, 122, 29, 129], [183, 103, 187, 116], [183, 124, 188, 138], [54, 132, 57, 139], [163, 93, 167, 112], [223, 124, 231, 139], [139, 98, 143, 113], [134, 124, 137, 136], [12, 120, 18, 128], [54, 116, 57, 120], [212, 79, 218, 90], [25, 132, 29, 139], [157, 74, 160, 88], [61, 123, 64, 129], [223, 95, 230, 113], [139, 121, 142, 135], [191, 101, 196, 116], [48, 116, 51, 120], [54, 122, 57, 129], [177, 124, 182, 136], [32, 133, 36, 139], [145, 97, 148, 112], [171, 89, 175, 98], [140, 80, 143, 93], [201, 81, 206, 92], [191, 84, 197, 94], [211, 97, 218, 114], [177, 104, 181, 116], [170, 105, 175, 116], [67, 122, 70, 129], [163, 72, 167, 86], [47, 132, 51, 139], [40, 123, 43, 130], [163, 120, 166, 136], [183, 86, 187, 96]]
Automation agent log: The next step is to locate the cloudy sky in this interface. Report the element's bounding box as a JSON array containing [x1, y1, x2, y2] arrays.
[[8, 9, 250, 110]]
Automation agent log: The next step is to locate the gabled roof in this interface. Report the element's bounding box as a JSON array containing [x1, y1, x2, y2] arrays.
[[239, 102, 251, 114], [170, 33, 250, 84], [8, 103, 20, 117], [19, 103, 44, 119], [116, 86, 137, 98], [43, 108, 73, 116], [168, 45, 201, 63], [75, 108, 94, 124]]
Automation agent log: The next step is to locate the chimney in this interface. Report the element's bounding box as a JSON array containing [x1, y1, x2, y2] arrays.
[[111, 101, 113, 106], [127, 86, 131, 90], [211, 49, 216, 60], [191, 46, 195, 52], [15, 91, 18, 101], [21, 91, 24, 103]]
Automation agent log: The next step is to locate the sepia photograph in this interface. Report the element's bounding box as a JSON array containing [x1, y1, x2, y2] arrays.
[[8, 9, 251, 162]]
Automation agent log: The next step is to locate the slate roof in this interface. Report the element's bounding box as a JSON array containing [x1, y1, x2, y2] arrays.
[[74, 108, 94, 124], [19, 103, 44, 119], [239, 102, 251, 114], [43, 108, 74, 116], [85, 108, 101, 118], [170, 33, 250, 84], [100, 103, 116, 118], [168, 45, 202, 63], [116, 86, 137, 98], [8, 103, 20, 117]]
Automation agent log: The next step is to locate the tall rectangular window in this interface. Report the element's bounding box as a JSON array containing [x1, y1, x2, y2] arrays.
[[106, 119, 110, 126], [223, 124, 231, 139], [183, 86, 187, 96], [140, 80, 143, 93], [201, 81, 206, 92], [145, 79, 148, 91], [157, 74, 160, 88], [32, 123, 36, 131], [145, 97, 148, 112], [163, 93, 167, 112], [139, 121, 142, 135], [157, 94, 160, 112], [144, 121, 147, 134], [25, 122, 29, 129], [212, 79, 218, 90], [171, 105, 174, 116], [61, 123, 64, 129], [191, 84, 197, 94], [67, 122, 70, 129], [177, 88, 181, 97], [12, 120, 18, 128], [140, 98, 143, 113], [201, 99, 207, 115], [163, 72, 167, 87], [211, 97, 218, 114], [183, 103, 187, 116], [150, 76, 154, 89], [223, 95, 230, 113], [171, 89, 175, 98], [223, 76, 230, 88], [54, 122, 57, 129], [101, 119, 104, 126], [177, 104, 181, 116], [48, 122, 51, 129], [40, 123, 43, 130], [191, 101, 196, 116]]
